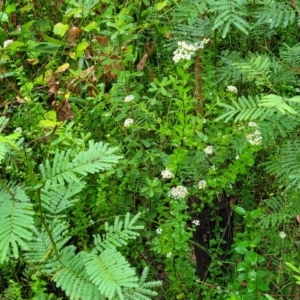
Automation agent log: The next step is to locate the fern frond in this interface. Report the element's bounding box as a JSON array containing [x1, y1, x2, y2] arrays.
[[264, 141, 300, 189], [93, 213, 143, 252], [121, 267, 162, 300], [0, 280, 22, 300], [216, 95, 274, 123], [0, 116, 9, 133], [0, 133, 21, 163], [209, 0, 250, 37], [254, 2, 296, 29], [39, 140, 122, 190], [280, 43, 300, 67], [259, 94, 300, 115], [233, 55, 273, 88], [41, 181, 86, 216], [0, 184, 34, 263], [257, 196, 289, 229], [24, 221, 71, 276], [53, 246, 104, 300], [85, 248, 139, 300]]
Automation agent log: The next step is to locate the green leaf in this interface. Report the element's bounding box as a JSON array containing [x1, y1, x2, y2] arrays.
[[235, 247, 248, 254], [257, 281, 269, 292], [232, 205, 246, 215], [247, 251, 258, 265], [5, 3, 16, 14], [0, 12, 9, 23], [76, 41, 89, 57], [82, 21, 100, 32], [53, 23, 69, 37]]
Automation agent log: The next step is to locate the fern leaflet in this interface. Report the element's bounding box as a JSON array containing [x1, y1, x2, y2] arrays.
[[0, 184, 34, 263], [39, 140, 123, 190]]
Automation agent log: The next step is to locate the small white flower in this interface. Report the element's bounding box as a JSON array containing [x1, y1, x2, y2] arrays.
[[166, 252, 172, 258], [156, 228, 162, 234], [104, 112, 111, 117], [161, 168, 174, 180], [235, 155, 239, 160], [124, 118, 134, 127], [209, 165, 216, 170], [246, 129, 262, 145], [279, 231, 287, 239], [198, 180, 206, 190], [3, 40, 13, 48], [192, 220, 200, 226], [14, 127, 22, 134], [227, 85, 238, 93], [267, 18, 273, 23], [170, 185, 188, 199], [124, 95, 135, 102], [295, 88, 300, 93], [204, 146, 214, 155], [248, 122, 258, 128]]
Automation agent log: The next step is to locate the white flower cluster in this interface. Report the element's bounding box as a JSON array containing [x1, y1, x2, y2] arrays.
[[161, 168, 174, 180], [246, 122, 262, 145], [124, 95, 135, 102], [166, 252, 172, 258], [295, 88, 300, 93], [170, 185, 188, 199], [14, 127, 22, 134], [172, 39, 210, 63], [3, 39, 13, 48], [279, 231, 286, 239], [156, 228, 162, 234], [204, 146, 214, 155], [124, 118, 134, 127], [227, 85, 238, 93], [192, 219, 200, 226], [198, 180, 207, 190]]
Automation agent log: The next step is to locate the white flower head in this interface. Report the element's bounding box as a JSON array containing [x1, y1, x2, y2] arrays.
[[3, 40, 13, 48], [227, 85, 238, 93], [104, 112, 111, 117], [204, 146, 214, 155], [124, 118, 134, 127], [192, 219, 200, 226], [156, 228, 162, 234], [279, 231, 287, 239], [166, 252, 172, 258], [124, 95, 135, 102], [161, 168, 174, 180], [295, 88, 300, 93], [248, 122, 259, 128], [198, 180, 206, 190], [246, 129, 262, 145], [235, 155, 239, 160], [14, 127, 22, 134], [267, 18, 273, 23], [173, 40, 208, 63], [170, 185, 188, 199]]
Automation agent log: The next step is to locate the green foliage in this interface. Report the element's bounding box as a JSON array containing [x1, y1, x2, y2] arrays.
[[209, 0, 251, 37], [2, 0, 300, 298]]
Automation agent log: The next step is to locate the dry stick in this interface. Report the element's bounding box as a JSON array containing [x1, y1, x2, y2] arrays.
[[195, 54, 204, 116]]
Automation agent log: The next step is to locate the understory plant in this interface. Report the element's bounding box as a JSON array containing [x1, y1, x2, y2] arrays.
[[2, 0, 300, 299]]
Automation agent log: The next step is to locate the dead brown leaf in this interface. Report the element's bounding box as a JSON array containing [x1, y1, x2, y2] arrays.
[[136, 53, 148, 71], [53, 98, 74, 121]]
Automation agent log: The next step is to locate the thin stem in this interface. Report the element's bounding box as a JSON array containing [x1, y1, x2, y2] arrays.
[[37, 189, 60, 260], [195, 54, 204, 116]]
